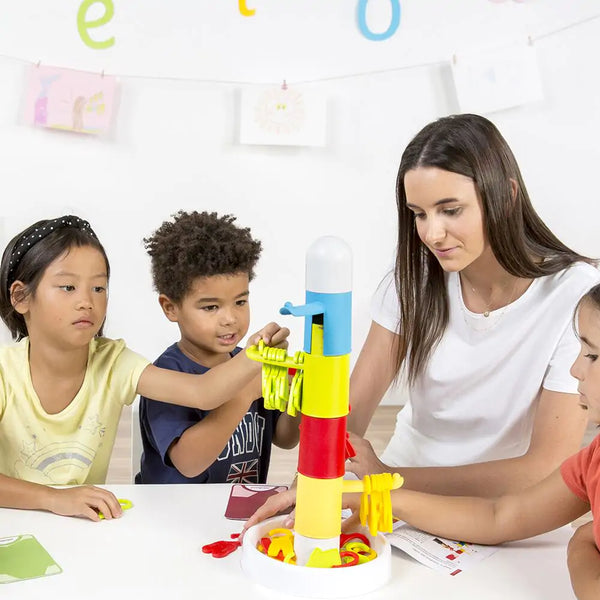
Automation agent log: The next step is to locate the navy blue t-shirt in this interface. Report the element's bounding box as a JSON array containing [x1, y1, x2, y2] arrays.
[[136, 343, 279, 484]]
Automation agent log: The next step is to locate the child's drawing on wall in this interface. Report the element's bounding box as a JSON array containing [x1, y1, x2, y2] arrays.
[[240, 85, 327, 147], [25, 65, 116, 135]]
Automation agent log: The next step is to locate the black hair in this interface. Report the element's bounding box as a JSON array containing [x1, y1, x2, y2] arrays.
[[0, 218, 110, 340], [144, 211, 262, 303]]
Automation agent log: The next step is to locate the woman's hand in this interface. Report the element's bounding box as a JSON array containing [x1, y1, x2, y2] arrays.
[[240, 487, 369, 546], [240, 488, 297, 541], [47, 485, 123, 521], [345, 432, 388, 479]]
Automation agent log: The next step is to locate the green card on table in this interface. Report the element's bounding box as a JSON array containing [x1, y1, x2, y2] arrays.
[[0, 534, 62, 584]]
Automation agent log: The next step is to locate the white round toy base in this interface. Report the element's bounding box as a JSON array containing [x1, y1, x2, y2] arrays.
[[240, 516, 392, 598]]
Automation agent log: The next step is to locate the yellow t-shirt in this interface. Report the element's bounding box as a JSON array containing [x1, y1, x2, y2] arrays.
[[0, 337, 149, 485]]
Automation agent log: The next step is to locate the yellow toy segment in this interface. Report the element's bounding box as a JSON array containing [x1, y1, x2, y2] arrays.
[[306, 548, 342, 568], [286, 370, 303, 416], [341, 479, 365, 494], [352, 473, 404, 536], [246, 340, 306, 414], [246, 340, 304, 370], [267, 530, 295, 563], [340, 473, 404, 536], [345, 542, 377, 564], [98, 498, 133, 520], [295, 474, 343, 539], [261, 363, 288, 411], [300, 353, 350, 418], [310, 323, 324, 355]]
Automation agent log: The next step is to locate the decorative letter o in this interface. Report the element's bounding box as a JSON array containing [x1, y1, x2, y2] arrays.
[[357, 0, 401, 41]]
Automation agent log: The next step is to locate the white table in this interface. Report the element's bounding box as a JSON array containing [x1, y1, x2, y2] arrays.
[[1, 484, 576, 599]]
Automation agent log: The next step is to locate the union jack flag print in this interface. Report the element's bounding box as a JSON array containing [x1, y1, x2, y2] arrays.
[[227, 459, 259, 483]]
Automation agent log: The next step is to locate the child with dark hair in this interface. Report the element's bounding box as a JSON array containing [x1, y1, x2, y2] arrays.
[[0, 215, 287, 520], [136, 211, 300, 484]]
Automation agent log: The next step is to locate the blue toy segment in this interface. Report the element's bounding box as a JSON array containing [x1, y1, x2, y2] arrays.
[[280, 301, 325, 317], [279, 293, 351, 356], [305, 291, 351, 356]]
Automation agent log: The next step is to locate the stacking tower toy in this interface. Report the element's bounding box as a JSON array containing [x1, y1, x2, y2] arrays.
[[283, 236, 352, 564], [246, 236, 403, 570]]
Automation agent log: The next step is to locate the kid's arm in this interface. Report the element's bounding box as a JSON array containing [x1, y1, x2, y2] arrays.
[[169, 389, 300, 477], [136, 322, 290, 411], [348, 388, 588, 497], [167, 376, 260, 478], [568, 521, 600, 600], [0, 473, 122, 521], [243, 468, 588, 545], [383, 468, 588, 545], [272, 412, 301, 450], [347, 321, 398, 437]]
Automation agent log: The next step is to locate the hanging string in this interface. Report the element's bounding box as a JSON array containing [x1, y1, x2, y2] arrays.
[[534, 12, 600, 42], [0, 11, 598, 86]]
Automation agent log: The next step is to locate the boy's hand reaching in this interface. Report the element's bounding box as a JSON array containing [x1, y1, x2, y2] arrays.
[[47, 485, 123, 521], [247, 322, 290, 350]]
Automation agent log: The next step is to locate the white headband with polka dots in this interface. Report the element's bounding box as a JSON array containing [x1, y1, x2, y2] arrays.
[[7, 215, 97, 285]]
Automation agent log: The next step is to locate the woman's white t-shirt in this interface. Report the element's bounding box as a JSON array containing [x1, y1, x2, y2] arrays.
[[371, 263, 600, 468]]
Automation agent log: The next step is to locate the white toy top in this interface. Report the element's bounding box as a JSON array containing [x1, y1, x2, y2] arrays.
[[305, 236, 352, 293]]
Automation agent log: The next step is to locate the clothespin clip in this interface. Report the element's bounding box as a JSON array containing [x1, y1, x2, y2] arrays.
[[452, 54, 457, 66], [36, 59, 41, 68], [281, 79, 288, 91], [527, 35, 533, 46], [100, 69, 105, 78]]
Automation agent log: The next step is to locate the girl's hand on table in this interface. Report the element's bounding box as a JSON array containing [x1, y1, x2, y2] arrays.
[[47, 485, 123, 521]]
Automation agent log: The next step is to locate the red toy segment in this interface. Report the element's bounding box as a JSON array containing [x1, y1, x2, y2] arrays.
[[256, 530, 376, 568], [344, 432, 356, 459], [202, 539, 241, 558], [332, 550, 360, 568], [297, 415, 346, 478], [339, 532, 370, 547], [260, 537, 272, 552]]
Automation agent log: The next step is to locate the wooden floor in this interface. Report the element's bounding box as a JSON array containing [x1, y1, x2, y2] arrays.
[[106, 405, 400, 485]]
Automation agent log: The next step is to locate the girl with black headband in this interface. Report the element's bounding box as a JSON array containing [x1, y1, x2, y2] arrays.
[[0, 215, 289, 521]]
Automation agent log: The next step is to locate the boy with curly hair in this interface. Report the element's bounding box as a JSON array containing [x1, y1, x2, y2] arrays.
[[136, 211, 300, 484]]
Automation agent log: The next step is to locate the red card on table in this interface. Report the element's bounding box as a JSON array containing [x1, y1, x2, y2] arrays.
[[224, 484, 289, 520]]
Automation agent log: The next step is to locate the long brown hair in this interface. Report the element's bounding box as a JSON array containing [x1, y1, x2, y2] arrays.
[[395, 114, 595, 384]]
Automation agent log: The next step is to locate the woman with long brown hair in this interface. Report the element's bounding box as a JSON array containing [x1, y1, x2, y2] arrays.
[[346, 113, 600, 497]]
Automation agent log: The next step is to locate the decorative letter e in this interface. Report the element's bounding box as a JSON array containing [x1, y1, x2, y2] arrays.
[[77, 0, 116, 49]]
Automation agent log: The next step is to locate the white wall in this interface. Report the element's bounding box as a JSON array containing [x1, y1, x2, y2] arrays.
[[0, 1, 599, 404]]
